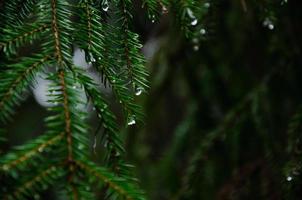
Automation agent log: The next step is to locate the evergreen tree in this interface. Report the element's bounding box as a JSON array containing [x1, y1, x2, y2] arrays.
[[1, 0, 300, 200]]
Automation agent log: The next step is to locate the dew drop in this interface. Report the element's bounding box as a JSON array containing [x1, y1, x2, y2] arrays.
[[268, 24, 274, 30], [151, 15, 156, 23], [127, 115, 136, 126], [204, 2, 210, 8], [162, 5, 168, 14], [135, 86, 143, 96], [193, 45, 199, 51], [287, 176, 293, 181], [281, 0, 288, 5], [200, 28, 206, 35], [263, 18, 274, 30], [191, 19, 198, 26], [102, 0, 109, 12]]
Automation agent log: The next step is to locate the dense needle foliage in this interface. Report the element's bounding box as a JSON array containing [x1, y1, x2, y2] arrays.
[[1, 0, 301, 199]]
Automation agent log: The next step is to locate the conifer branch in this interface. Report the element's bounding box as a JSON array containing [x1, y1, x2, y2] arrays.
[[0, 0, 152, 198], [51, 0, 63, 64], [58, 70, 73, 163], [0, 0, 37, 27], [0, 55, 51, 122], [0, 132, 64, 172], [75, 160, 145, 200], [0, 24, 50, 55], [3, 165, 64, 200], [58, 69, 79, 199]]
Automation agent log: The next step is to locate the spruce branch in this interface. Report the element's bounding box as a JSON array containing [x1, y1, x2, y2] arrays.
[[0, 55, 51, 122], [0, 0, 151, 198], [2, 165, 65, 200], [0, 23, 50, 56], [76, 160, 145, 200], [0, 0, 37, 27], [0, 132, 64, 172]]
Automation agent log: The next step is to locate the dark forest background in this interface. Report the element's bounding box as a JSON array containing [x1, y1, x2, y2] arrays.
[[1, 0, 302, 199]]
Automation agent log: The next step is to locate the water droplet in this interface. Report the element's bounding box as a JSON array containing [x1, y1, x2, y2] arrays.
[[263, 18, 274, 30], [193, 45, 199, 51], [72, 85, 77, 89], [162, 5, 168, 14], [268, 24, 274, 30], [127, 115, 136, 126], [200, 28, 206, 35], [204, 2, 210, 8], [102, 0, 109, 12], [151, 15, 156, 23], [93, 135, 97, 154], [281, 0, 288, 5], [287, 176, 293, 181], [191, 19, 198, 26], [135, 86, 143, 96]]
